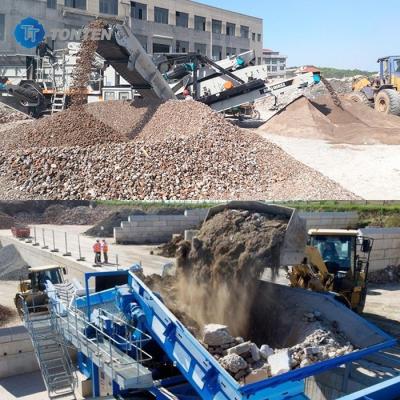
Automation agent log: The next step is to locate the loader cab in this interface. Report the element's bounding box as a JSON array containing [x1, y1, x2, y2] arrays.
[[378, 56, 400, 90], [28, 265, 65, 291], [308, 229, 373, 312]]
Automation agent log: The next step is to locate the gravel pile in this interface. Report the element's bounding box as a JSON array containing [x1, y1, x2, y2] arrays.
[[0, 101, 356, 200], [0, 107, 128, 151], [0, 104, 30, 124], [0, 244, 29, 281]]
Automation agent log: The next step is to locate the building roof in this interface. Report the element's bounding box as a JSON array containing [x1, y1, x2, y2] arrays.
[[296, 65, 321, 74]]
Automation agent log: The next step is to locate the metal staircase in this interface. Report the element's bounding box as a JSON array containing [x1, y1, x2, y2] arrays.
[[21, 299, 76, 400]]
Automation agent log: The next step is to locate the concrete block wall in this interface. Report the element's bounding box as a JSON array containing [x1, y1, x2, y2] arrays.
[[359, 228, 400, 271], [114, 208, 209, 244], [299, 212, 359, 230], [0, 325, 38, 379]]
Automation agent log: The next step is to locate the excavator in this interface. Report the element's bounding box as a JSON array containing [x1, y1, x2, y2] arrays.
[[348, 56, 400, 116], [287, 229, 374, 313]]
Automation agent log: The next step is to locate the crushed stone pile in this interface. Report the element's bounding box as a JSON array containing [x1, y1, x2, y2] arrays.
[[0, 212, 16, 229], [0, 101, 357, 200], [0, 104, 30, 124], [259, 95, 400, 145], [368, 265, 400, 284], [202, 310, 355, 384], [0, 106, 128, 150], [0, 244, 29, 281], [0, 304, 14, 327]]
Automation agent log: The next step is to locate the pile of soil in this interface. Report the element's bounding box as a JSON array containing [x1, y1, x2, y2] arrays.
[[368, 265, 400, 284], [142, 208, 288, 338], [0, 244, 29, 281], [0, 305, 14, 327], [260, 95, 400, 145], [153, 234, 184, 257], [0, 212, 16, 229]]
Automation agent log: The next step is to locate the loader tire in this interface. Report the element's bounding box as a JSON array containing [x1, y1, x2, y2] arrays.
[[346, 91, 371, 107], [374, 89, 400, 116]]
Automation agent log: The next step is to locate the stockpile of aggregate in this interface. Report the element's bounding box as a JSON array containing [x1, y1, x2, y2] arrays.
[[0, 100, 357, 200], [0, 104, 30, 124], [0, 244, 29, 281]]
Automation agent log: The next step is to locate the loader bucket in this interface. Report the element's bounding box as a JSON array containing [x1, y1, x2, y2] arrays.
[[205, 201, 307, 267]]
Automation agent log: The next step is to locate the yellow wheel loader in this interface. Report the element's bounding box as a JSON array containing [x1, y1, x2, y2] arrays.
[[14, 265, 66, 316], [287, 229, 373, 313], [348, 56, 400, 116]]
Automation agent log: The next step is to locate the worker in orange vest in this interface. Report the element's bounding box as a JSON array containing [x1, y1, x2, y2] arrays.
[[93, 240, 101, 264], [101, 239, 109, 264]]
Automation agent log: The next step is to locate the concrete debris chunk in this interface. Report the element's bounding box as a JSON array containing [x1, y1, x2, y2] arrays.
[[260, 344, 274, 359], [268, 349, 291, 376], [227, 341, 251, 356], [219, 353, 248, 374], [244, 366, 271, 384], [203, 324, 234, 346]]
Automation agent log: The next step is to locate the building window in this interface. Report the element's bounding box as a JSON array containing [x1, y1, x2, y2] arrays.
[[272, 66, 277, 72], [99, 0, 118, 15], [0, 14, 4, 41], [212, 45, 222, 61], [257, 57, 261, 65], [47, 0, 57, 9], [131, 2, 147, 20], [257, 33, 261, 42], [226, 47, 236, 57], [104, 91, 115, 101], [176, 11, 188, 28], [212, 19, 222, 34], [154, 7, 168, 24], [195, 43, 207, 55], [252, 32, 256, 41], [65, 0, 86, 9], [240, 25, 249, 39], [194, 16, 206, 31], [226, 22, 235, 36], [272, 59, 277, 64], [267, 66, 271, 72], [176, 40, 189, 53], [279, 58, 286, 63]]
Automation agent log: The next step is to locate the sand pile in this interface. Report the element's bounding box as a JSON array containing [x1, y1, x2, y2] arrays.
[[0, 244, 29, 281], [260, 95, 400, 145]]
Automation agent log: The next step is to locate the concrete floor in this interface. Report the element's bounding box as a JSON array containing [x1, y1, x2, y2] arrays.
[[0, 371, 48, 400], [258, 132, 400, 200]]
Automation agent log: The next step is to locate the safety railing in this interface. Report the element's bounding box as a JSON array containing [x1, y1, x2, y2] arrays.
[[46, 286, 152, 383]]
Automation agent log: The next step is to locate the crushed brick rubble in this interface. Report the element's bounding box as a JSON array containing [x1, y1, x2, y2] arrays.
[[201, 311, 355, 385]]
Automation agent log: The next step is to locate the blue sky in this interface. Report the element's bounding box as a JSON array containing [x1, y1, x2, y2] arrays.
[[197, 0, 399, 71]]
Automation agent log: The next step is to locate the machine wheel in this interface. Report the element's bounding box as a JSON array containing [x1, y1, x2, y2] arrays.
[[346, 91, 371, 107], [374, 89, 400, 116]]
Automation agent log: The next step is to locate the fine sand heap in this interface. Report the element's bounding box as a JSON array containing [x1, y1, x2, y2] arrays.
[[0, 244, 29, 281], [260, 95, 400, 145]]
